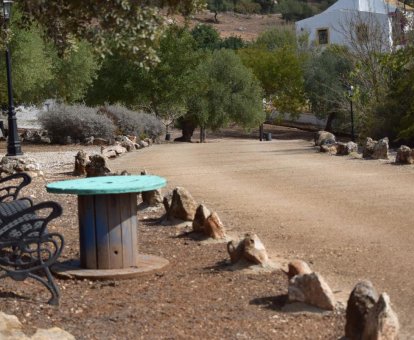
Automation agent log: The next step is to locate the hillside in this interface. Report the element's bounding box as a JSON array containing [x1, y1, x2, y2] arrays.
[[170, 10, 286, 41]]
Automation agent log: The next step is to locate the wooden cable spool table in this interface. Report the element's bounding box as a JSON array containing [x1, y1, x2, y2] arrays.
[[46, 175, 169, 279]]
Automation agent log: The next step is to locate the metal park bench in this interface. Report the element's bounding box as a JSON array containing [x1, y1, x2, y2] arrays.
[[0, 173, 32, 203], [0, 200, 64, 305], [0, 173, 64, 305]]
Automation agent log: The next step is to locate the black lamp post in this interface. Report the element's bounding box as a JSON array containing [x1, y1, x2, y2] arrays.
[[348, 85, 355, 142], [3, 0, 22, 156]]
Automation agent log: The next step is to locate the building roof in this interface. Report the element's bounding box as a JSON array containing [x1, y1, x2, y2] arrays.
[[324, 0, 397, 14]]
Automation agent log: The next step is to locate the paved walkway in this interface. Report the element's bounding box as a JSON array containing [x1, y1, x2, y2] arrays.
[[111, 130, 414, 337]]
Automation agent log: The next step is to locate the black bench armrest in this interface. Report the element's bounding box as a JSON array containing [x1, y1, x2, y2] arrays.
[[0, 201, 64, 305], [0, 173, 32, 202]]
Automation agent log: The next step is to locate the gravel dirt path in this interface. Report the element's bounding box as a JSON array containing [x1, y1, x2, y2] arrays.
[[111, 126, 414, 338]]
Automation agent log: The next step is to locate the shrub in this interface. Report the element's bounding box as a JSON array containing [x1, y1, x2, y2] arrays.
[[100, 104, 164, 139], [38, 104, 116, 143]]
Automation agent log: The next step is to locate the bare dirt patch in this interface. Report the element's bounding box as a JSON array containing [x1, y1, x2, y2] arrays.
[[170, 10, 285, 41], [0, 164, 343, 339], [110, 125, 414, 338]]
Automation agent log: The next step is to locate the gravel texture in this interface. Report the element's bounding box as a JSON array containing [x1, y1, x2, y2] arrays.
[[0, 138, 346, 339]]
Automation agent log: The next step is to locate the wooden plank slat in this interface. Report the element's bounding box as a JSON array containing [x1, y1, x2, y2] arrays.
[[107, 194, 123, 269], [94, 194, 110, 269], [78, 196, 97, 269], [130, 193, 138, 264], [119, 193, 135, 267]]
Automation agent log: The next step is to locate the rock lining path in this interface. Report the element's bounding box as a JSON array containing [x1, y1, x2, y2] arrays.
[[111, 128, 414, 338]]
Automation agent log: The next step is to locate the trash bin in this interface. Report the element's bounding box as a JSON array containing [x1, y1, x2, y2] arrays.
[[165, 133, 171, 141], [265, 132, 272, 141]]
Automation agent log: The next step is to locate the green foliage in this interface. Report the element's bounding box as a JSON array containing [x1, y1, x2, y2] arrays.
[[87, 25, 200, 127], [235, 0, 262, 14], [221, 36, 246, 50], [39, 104, 116, 143], [47, 41, 100, 103], [0, 10, 100, 106], [14, 0, 204, 67], [191, 24, 221, 50], [188, 49, 264, 129], [0, 21, 54, 105], [100, 104, 164, 139], [84, 53, 139, 106], [303, 47, 352, 119], [374, 47, 414, 143], [239, 27, 306, 116], [191, 24, 246, 50], [277, 0, 315, 21]]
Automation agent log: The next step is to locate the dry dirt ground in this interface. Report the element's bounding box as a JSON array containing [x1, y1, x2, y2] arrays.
[[170, 10, 285, 41], [110, 125, 414, 339], [0, 125, 412, 339]]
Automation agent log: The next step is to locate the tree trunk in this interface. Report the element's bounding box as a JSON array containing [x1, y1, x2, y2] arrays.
[[175, 117, 196, 142], [200, 127, 206, 143], [325, 112, 336, 132]]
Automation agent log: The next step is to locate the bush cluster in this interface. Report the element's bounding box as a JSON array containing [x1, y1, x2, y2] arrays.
[[39, 104, 164, 144], [39, 104, 115, 144], [99, 104, 164, 139]]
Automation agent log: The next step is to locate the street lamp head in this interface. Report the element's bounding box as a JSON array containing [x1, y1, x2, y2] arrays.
[[348, 85, 354, 98], [3, 0, 13, 21]]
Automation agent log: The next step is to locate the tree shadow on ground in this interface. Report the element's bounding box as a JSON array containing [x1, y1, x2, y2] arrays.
[[250, 294, 288, 311]]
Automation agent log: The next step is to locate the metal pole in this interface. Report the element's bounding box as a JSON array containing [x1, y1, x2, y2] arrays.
[[350, 99, 355, 142], [5, 46, 22, 156], [259, 123, 263, 141]]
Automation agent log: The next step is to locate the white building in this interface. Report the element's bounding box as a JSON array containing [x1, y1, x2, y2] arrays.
[[296, 0, 411, 51]]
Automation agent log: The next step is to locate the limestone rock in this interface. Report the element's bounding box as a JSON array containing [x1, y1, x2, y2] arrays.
[[21, 130, 50, 144], [0, 312, 26, 338], [192, 204, 211, 232], [227, 239, 244, 264], [395, 145, 414, 164], [373, 137, 389, 160], [112, 143, 127, 155], [288, 272, 336, 310], [345, 280, 379, 340], [31, 327, 75, 340], [363, 137, 389, 160], [315, 131, 336, 146], [119, 136, 135, 152], [101, 144, 127, 158], [93, 137, 108, 146], [73, 150, 89, 176], [286, 260, 312, 279], [243, 233, 269, 264], [142, 189, 163, 206], [85, 154, 111, 177], [227, 233, 269, 265], [167, 187, 197, 221], [84, 136, 94, 145], [0, 311, 75, 339], [102, 148, 117, 159], [363, 137, 376, 158], [203, 212, 226, 239], [320, 144, 337, 154], [144, 138, 153, 146], [336, 141, 358, 156], [0, 156, 41, 176], [139, 140, 149, 148], [362, 293, 399, 340], [127, 135, 137, 143], [163, 191, 173, 214]]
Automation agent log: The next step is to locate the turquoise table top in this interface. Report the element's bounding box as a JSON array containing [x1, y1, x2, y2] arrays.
[[46, 175, 167, 195]]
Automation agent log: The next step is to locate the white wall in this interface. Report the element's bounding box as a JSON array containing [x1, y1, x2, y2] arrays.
[[296, 10, 392, 50]]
